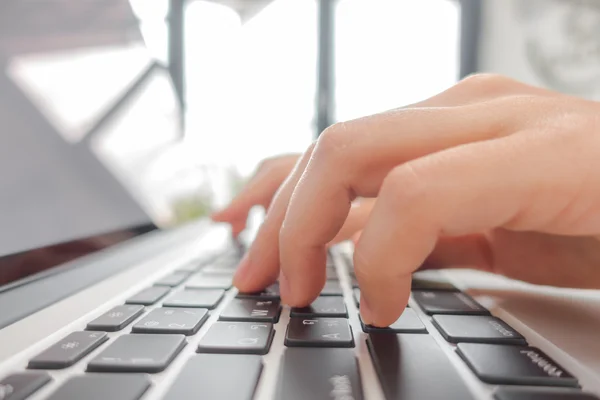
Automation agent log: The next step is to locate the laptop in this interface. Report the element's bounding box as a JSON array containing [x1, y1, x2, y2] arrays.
[[1, 2, 600, 400]]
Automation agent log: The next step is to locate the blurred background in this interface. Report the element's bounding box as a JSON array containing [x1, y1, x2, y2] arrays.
[[2, 0, 600, 256]]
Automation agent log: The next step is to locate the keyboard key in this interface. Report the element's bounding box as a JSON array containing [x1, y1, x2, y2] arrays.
[[361, 308, 426, 333], [176, 263, 201, 273], [367, 333, 476, 400], [163, 354, 263, 400], [0, 372, 51, 400], [412, 291, 489, 315], [163, 289, 224, 309], [132, 308, 208, 335], [325, 267, 338, 280], [197, 321, 274, 355], [237, 283, 280, 300], [411, 271, 458, 291], [126, 286, 170, 305], [494, 387, 600, 400], [320, 281, 343, 296], [219, 298, 281, 323], [154, 271, 190, 287], [350, 277, 359, 288], [200, 265, 237, 275], [86, 305, 145, 332], [275, 348, 364, 400], [353, 288, 360, 306], [87, 334, 186, 373], [186, 274, 232, 289], [291, 296, 348, 318], [28, 331, 108, 369], [46, 374, 150, 400], [432, 315, 526, 345], [456, 343, 578, 387], [285, 318, 354, 348]]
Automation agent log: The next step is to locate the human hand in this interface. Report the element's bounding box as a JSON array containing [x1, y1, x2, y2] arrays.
[[211, 154, 300, 237], [211, 154, 375, 241], [231, 73, 600, 327]]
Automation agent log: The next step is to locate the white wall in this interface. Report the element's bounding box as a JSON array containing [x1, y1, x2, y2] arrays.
[[477, 0, 600, 100]]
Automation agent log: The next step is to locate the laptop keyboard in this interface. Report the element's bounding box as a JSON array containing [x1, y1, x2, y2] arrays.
[[1, 246, 599, 400]]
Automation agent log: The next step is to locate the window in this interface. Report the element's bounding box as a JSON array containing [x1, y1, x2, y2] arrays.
[[184, 0, 318, 177], [334, 0, 460, 121]]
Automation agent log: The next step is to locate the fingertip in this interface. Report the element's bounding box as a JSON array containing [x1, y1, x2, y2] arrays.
[[357, 273, 411, 328], [210, 211, 230, 223], [359, 297, 374, 325], [279, 269, 324, 308]]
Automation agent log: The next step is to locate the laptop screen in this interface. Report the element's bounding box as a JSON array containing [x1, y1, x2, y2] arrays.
[[0, 1, 182, 288]]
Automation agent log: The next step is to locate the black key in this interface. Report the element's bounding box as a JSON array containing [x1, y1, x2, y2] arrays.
[[28, 331, 108, 369], [87, 334, 186, 373], [197, 321, 274, 355], [0, 372, 51, 400], [325, 267, 338, 280], [291, 296, 348, 318], [86, 305, 144, 332], [132, 308, 208, 335], [367, 333, 476, 400], [219, 298, 281, 323], [46, 374, 150, 400], [361, 308, 426, 333], [275, 348, 364, 400], [411, 271, 458, 291], [495, 387, 599, 400], [432, 315, 526, 345], [285, 318, 353, 348], [353, 288, 360, 306], [126, 286, 170, 305], [412, 291, 489, 315], [154, 271, 190, 287], [457, 343, 578, 387], [320, 281, 343, 296], [163, 354, 263, 400], [237, 283, 280, 300], [186, 274, 232, 289], [163, 289, 224, 309]]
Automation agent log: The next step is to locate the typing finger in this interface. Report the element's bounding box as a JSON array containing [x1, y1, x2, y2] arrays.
[[233, 144, 316, 292], [278, 96, 530, 306], [211, 154, 300, 234], [356, 128, 592, 326]]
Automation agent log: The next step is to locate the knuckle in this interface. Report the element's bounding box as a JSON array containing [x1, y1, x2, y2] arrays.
[[459, 73, 517, 94], [256, 158, 274, 174], [314, 122, 349, 160], [382, 163, 429, 206]]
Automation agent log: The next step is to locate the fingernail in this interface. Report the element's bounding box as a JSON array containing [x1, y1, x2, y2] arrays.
[[360, 297, 374, 325], [233, 253, 252, 285]]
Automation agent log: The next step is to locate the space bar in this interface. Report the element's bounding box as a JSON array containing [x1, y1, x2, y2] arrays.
[[367, 333, 476, 400], [162, 354, 262, 400]]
